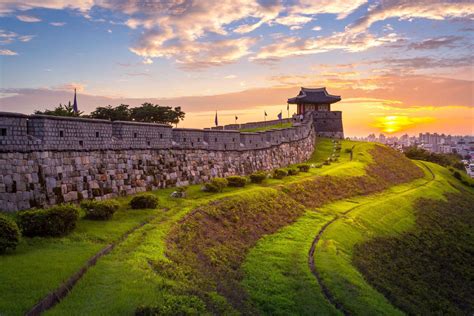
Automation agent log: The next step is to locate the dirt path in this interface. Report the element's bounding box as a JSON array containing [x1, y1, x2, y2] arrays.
[[25, 212, 161, 316], [308, 162, 435, 315]]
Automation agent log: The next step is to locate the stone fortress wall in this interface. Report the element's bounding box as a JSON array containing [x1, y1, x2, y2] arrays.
[[0, 112, 316, 212], [313, 111, 344, 139]]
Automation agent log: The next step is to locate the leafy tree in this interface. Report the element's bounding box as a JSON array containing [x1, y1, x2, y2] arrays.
[[89, 104, 131, 121], [34, 102, 82, 117], [404, 146, 465, 171], [130, 103, 185, 125]]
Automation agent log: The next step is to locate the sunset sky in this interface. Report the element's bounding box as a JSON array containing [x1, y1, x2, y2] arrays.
[[0, 0, 472, 136]]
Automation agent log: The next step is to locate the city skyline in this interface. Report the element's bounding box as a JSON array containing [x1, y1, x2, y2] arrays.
[[0, 1, 473, 136]]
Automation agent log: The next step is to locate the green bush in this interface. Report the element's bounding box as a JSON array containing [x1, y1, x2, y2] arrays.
[[287, 168, 299, 176], [130, 194, 159, 209], [273, 168, 288, 179], [0, 214, 20, 253], [203, 178, 228, 193], [81, 200, 120, 220], [296, 164, 310, 172], [323, 160, 331, 165], [226, 176, 247, 187], [17, 204, 79, 237], [250, 172, 267, 183]]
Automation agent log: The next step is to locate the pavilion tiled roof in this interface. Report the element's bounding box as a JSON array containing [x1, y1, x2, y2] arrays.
[[287, 87, 341, 104]]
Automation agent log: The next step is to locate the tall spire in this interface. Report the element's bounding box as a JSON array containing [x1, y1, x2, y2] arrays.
[[72, 88, 78, 114]]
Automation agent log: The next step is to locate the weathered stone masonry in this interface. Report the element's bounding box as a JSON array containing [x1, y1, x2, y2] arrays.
[[0, 112, 315, 212]]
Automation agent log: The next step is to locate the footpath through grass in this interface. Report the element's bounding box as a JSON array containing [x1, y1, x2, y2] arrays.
[[240, 146, 424, 315], [313, 162, 473, 315], [0, 204, 157, 315], [3, 138, 456, 315], [42, 138, 357, 315]]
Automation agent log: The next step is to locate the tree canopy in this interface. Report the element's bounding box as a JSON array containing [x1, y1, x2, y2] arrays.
[[34, 102, 83, 117], [34, 103, 185, 126], [404, 146, 465, 170]]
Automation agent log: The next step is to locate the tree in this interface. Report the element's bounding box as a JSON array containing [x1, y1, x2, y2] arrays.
[[89, 104, 131, 121], [130, 103, 185, 125], [34, 102, 82, 117]]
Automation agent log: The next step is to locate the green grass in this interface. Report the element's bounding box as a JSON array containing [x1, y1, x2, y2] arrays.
[[240, 147, 425, 315], [41, 139, 359, 315], [240, 122, 292, 132], [3, 138, 462, 315], [0, 203, 157, 315], [313, 162, 470, 315], [353, 192, 474, 315]]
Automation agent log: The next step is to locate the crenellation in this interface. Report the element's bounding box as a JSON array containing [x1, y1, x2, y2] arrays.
[[0, 111, 316, 211]]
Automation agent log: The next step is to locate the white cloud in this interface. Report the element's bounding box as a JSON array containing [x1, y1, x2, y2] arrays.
[[348, 0, 474, 34], [274, 14, 313, 28], [18, 35, 34, 42], [50, 22, 66, 26], [312, 26, 322, 31], [107, 29, 112, 33], [54, 82, 86, 92], [0, 1, 94, 15], [131, 36, 257, 70], [16, 14, 41, 22], [0, 49, 17, 55], [290, 0, 368, 19], [0, 29, 17, 44], [224, 74, 237, 79], [252, 32, 404, 61]]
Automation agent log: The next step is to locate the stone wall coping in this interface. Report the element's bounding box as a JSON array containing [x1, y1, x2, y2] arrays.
[[173, 128, 207, 132], [30, 114, 112, 124], [112, 120, 171, 127], [0, 111, 29, 118]]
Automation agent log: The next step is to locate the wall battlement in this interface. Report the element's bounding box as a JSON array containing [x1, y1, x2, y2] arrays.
[[0, 112, 311, 153], [0, 112, 315, 211]]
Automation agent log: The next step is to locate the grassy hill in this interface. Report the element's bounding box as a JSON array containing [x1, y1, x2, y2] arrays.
[[0, 138, 472, 315]]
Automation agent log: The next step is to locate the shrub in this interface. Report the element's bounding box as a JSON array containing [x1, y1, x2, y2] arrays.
[[287, 168, 299, 176], [226, 176, 247, 187], [452, 171, 462, 181], [323, 160, 331, 165], [81, 200, 120, 220], [170, 186, 187, 198], [203, 177, 228, 193], [130, 194, 159, 209], [0, 214, 20, 253], [273, 168, 288, 179], [250, 172, 267, 184], [296, 164, 310, 172], [314, 163, 323, 168], [18, 204, 80, 237]]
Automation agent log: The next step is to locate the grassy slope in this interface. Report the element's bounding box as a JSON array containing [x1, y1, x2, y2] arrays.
[[3, 138, 455, 315], [313, 163, 472, 315], [240, 141, 423, 315], [353, 191, 474, 314], [0, 205, 156, 315], [240, 122, 292, 132], [43, 138, 355, 315]]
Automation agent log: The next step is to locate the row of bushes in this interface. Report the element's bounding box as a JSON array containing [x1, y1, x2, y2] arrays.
[[0, 193, 160, 253], [202, 164, 312, 192]]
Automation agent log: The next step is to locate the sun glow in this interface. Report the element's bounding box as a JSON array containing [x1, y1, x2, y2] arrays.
[[373, 116, 435, 134]]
